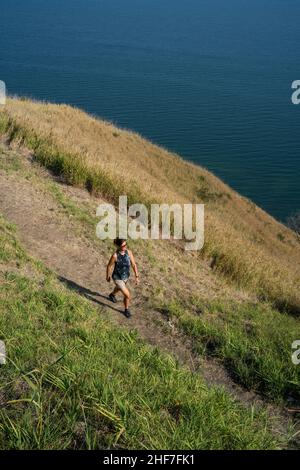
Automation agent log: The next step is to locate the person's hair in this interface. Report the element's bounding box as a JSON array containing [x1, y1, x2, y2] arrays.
[[114, 238, 127, 248]]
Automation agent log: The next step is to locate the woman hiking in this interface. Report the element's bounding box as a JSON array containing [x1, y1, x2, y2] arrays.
[[106, 238, 139, 318]]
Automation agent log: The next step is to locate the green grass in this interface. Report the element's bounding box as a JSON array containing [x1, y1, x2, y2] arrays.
[[48, 184, 95, 227], [0, 214, 285, 450], [163, 298, 300, 403], [0, 147, 23, 173], [0, 216, 26, 263], [1, 105, 300, 318], [0, 113, 155, 209], [0, 145, 161, 266], [197, 175, 227, 202]]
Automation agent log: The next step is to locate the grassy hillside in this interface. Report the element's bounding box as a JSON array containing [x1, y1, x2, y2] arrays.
[[0, 97, 299, 449], [161, 298, 300, 403], [0, 139, 298, 409], [0, 97, 300, 317], [0, 215, 281, 450]]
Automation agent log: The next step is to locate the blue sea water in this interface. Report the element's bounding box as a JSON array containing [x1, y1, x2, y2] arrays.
[[1, 0, 300, 222]]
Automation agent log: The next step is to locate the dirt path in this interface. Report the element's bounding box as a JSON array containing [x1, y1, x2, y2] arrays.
[[0, 141, 200, 368], [0, 141, 298, 444]]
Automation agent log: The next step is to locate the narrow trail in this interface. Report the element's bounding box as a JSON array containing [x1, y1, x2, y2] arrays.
[[0, 141, 198, 368], [0, 140, 297, 443]]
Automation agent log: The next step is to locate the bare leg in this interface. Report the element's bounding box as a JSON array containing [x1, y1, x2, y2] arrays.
[[124, 294, 129, 310], [112, 286, 120, 296], [119, 285, 130, 310]]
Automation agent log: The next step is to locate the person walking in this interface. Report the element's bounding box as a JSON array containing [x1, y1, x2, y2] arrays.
[[106, 238, 139, 318]]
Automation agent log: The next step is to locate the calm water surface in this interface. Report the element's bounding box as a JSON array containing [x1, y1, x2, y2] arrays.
[[1, 0, 300, 221]]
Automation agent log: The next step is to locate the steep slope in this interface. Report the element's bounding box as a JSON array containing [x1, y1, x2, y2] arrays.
[[0, 97, 299, 315], [0, 138, 299, 435], [0, 143, 291, 450], [0, 138, 250, 370], [0, 139, 296, 448], [1, 222, 282, 451]]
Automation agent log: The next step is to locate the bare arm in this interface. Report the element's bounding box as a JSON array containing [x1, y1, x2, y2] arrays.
[[106, 253, 116, 282], [128, 250, 139, 282]]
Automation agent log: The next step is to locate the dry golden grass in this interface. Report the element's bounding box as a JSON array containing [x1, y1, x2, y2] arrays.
[[1, 96, 300, 313]]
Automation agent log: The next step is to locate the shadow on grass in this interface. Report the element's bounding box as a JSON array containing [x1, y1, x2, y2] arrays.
[[57, 275, 126, 317]]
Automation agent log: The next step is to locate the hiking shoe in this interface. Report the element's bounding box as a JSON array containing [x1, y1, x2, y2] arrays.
[[108, 293, 117, 303], [124, 309, 131, 318]]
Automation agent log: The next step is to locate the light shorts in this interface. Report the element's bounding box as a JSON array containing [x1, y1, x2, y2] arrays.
[[113, 278, 129, 291]]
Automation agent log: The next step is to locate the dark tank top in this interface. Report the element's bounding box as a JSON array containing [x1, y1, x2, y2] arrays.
[[112, 250, 131, 280]]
